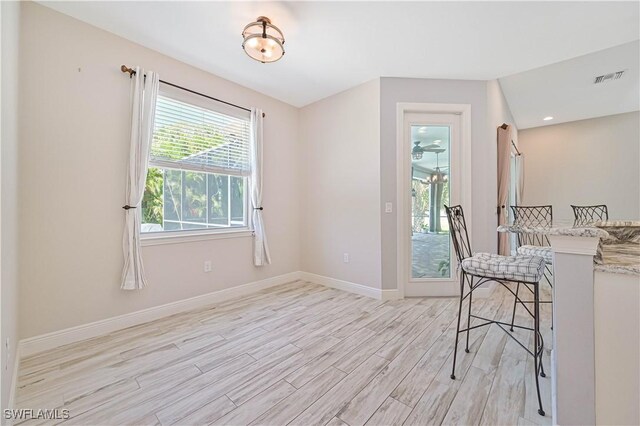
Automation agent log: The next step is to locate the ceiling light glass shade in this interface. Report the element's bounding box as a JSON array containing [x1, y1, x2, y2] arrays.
[[242, 16, 285, 63]]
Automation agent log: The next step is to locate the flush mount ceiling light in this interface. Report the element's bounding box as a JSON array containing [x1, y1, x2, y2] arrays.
[[543, 116, 554, 121], [242, 16, 285, 63]]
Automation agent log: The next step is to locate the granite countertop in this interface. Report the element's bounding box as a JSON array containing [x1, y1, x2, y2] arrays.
[[594, 220, 640, 227], [594, 221, 640, 276], [594, 244, 640, 276], [498, 220, 640, 276], [497, 220, 609, 238]]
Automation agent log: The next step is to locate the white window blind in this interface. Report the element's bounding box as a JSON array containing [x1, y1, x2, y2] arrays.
[[150, 94, 251, 176]]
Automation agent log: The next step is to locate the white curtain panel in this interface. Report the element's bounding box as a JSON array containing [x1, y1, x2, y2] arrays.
[[514, 154, 525, 205], [249, 108, 271, 266], [121, 67, 159, 290]]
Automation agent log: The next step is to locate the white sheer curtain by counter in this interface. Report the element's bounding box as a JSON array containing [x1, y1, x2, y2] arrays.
[[514, 154, 524, 205], [249, 108, 271, 266], [121, 67, 159, 290]]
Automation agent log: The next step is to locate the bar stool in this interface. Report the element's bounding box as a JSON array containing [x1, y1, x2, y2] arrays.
[[510, 205, 553, 330], [571, 204, 608, 226], [445, 205, 547, 416]]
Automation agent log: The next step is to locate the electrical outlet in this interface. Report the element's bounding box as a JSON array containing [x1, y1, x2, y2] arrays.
[[343, 253, 350, 263], [385, 202, 393, 213], [203, 261, 212, 273]]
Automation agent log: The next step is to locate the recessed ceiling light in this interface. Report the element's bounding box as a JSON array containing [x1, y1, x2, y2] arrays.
[[543, 116, 554, 121]]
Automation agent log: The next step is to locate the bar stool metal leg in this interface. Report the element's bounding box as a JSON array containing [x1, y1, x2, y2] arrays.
[[510, 282, 520, 331], [451, 271, 466, 380], [539, 334, 547, 378], [544, 265, 554, 331], [465, 276, 472, 353], [534, 283, 546, 416]]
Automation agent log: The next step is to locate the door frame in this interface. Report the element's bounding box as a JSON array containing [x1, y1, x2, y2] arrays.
[[396, 103, 472, 298]]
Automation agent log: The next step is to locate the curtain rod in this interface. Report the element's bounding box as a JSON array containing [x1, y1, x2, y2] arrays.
[[120, 65, 265, 118], [500, 123, 522, 156], [511, 140, 522, 156]]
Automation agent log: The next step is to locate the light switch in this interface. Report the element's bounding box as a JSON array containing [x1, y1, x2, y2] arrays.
[[385, 202, 393, 213]]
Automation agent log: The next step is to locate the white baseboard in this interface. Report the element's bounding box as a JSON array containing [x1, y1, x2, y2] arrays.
[[19, 269, 472, 358], [19, 272, 301, 358], [298, 272, 392, 300], [381, 288, 402, 301], [7, 342, 21, 421]]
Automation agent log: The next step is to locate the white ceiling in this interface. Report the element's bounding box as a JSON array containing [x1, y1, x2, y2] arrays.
[[500, 41, 640, 129], [40, 1, 639, 108]]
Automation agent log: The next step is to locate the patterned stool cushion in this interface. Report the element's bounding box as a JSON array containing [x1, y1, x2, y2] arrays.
[[461, 253, 546, 282], [517, 245, 552, 264]]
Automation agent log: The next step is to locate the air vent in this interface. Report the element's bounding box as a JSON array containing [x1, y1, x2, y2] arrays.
[[594, 70, 625, 84]]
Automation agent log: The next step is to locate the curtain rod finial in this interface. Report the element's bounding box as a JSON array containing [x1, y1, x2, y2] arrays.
[[121, 65, 135, 76]]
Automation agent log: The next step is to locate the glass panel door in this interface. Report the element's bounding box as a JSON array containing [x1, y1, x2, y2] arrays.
[[410, 125, 451, 279]]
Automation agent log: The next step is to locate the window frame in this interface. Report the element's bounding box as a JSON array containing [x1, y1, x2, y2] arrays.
[[140, 85, 253, 243]]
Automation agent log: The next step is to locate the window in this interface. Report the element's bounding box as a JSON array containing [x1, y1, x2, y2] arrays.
[[141, 89, 251, 234]]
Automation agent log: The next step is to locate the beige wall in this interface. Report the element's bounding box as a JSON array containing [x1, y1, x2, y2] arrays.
[[488, 80, 518, 243], [1, 0, 21, 411], [18, 3, 300, 339], [380, 78, 497, 289], [519, 112, 640, 221], [299, 78, 515, 292], [299, 80, 382, 288], [487, 79, 518, 252], [487, 79, 517, 146]]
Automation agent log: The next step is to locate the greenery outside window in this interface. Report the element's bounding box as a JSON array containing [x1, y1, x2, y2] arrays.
[[142, 89, 251, 234]]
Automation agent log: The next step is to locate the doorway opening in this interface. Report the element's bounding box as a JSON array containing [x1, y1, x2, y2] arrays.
[[411, 125, 451, 279], [397, 103, 471, 297]]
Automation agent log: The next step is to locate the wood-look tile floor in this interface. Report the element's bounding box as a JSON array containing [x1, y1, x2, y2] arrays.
[[16, 281, 553, 426]]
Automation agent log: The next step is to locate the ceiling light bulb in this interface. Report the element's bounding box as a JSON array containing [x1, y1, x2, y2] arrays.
[[543, 116, 554, 121]]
